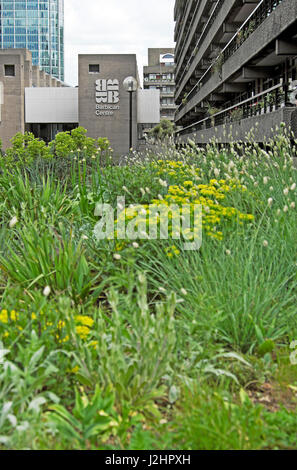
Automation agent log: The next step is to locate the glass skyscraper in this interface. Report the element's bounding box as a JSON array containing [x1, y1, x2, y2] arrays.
[[0, 0, 64, 81]]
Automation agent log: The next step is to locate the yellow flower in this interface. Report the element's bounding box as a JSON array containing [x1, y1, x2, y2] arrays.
[[76, 326, 91, 340], [57, 320, 66, 329], [75, 315, 94, 328], [10, 310, 18, 321], [0, 310, 8, 323]]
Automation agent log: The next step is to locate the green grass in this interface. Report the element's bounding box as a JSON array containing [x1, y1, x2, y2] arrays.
[[0, 126, 296, 449]]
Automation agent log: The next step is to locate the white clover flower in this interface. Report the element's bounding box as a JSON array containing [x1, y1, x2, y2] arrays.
[[159, 179, 168, 188], [132, 242, 139, 249], [181, 288, 188, 296], [81, 235, 88, 240], [269, 186, 274, 191], [290, 202, 296, 209], [113, 254, 121, 260], [284, 205, 289, 213], [159, 418, 168, 425], [226, 249, 231, 256], [140, 188, 146, 197], [9, 216, 18, 228], [291, 183, 296, 191], [268, 198, 273, 207], [263, 240, 269, 248], [263, 177, 268, 185], [283, 188, 289, 196], [159, 287, 166, 293], [43, 286, 51, 297], [145, 187, 151, 194]]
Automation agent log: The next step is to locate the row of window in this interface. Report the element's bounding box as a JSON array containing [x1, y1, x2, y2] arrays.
[[144, 73, 175, 81], [1, 19, 51, 26], [1, 2, 59, 10], [2, 62, 64, 77], [161, 97, 175, 105], [147, 85, 174, 93]]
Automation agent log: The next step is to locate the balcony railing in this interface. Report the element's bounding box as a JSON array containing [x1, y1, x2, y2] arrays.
[[145, 80, 175, 86], [175, 0, 204, 63], [161, 103, 177, 108], [176, 82, 289, 137], [176, 0, 225, 89], [177, 0, 284, 113]]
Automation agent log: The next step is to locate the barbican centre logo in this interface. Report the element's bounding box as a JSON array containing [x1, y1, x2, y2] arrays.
[[95, 79, 120, 116]]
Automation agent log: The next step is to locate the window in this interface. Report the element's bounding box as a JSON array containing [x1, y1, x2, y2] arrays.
[[4, 64, 15, 77], [89, 64, 100, 74]]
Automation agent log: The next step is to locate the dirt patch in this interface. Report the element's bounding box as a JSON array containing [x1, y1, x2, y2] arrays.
[[246, 382, 297, 412]]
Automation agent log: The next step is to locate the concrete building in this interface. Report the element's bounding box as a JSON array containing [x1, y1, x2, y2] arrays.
[[0, 0, 64, 81], [174, 0, 297, 144], [143, 48, 177, 124], [0, 49, 160, 156], [0, 48, 67, 147], [79, 54, 140, 155]]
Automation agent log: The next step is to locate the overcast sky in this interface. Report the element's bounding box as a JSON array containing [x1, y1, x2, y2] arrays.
[[64, 0, 175, 86]]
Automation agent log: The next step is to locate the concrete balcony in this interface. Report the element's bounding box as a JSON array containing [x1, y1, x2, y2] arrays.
[[161, 103, 177, 109], [144, 65, 175, 74], [175, 0, 261, 101], [175, 0, 213, 79], [160, 92, 175, 98], [176, 107, 297, 144], [144, 80, 175, 87], [174, 0, 195, 43], [175, 0, 297, 124]]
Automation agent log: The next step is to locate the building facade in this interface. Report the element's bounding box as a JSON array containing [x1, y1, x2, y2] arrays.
[[0, 0, 64, 81], [0, 48, 67, 147], [143, 48, 177, 124], [0, 49, 160, 155], [174, 0, 297, 143], [79, 54, 140, 156]]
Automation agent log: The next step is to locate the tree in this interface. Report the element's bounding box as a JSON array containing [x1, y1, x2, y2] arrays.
[[148, 119, 175, 140]]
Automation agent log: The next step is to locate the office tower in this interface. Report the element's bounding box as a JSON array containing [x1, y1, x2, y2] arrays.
[[0, 0, 64, 80]]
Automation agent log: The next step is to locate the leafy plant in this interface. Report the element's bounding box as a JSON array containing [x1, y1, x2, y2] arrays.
[[47, 386, 119, 449], [72, 274, 177, 416]]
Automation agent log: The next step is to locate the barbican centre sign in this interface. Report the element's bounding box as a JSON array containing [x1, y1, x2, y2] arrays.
[[95, 79, 120, 116]]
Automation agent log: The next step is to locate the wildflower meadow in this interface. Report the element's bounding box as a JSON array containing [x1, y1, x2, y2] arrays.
[[0, 125, 297, 450]]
